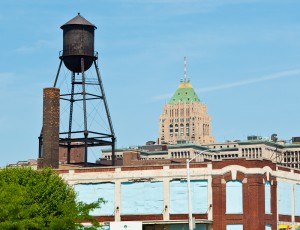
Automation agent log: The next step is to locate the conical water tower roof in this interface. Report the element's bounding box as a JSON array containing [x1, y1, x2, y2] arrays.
[[61, 13, 97, 29]]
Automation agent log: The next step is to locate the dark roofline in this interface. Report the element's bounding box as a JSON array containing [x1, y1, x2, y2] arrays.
[[168, 144, 209, 151], [140, 151, 168, 156]]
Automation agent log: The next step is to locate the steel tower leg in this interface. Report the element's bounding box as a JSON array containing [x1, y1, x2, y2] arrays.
[[94, 61, 116, 166], [67, 72, 76, 164], [53, 59, 63, 87], [81, 58, 88, 167]]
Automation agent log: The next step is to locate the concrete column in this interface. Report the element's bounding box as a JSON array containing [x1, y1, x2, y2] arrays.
[[43, 87, 60, 168], [207, 174, 213, 220], [115, 180, 121, 221], [163, 166, 170, 220], [292, 182, 295, 230]]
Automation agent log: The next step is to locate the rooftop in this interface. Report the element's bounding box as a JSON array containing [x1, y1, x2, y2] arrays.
[[61, 13, 96, 29], [168, 80, 200, 104]]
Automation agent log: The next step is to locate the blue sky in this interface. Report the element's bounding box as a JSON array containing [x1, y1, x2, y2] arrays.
[[1, 0, 300, 165]]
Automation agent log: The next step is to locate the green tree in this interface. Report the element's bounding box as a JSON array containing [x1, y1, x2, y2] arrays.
[[0, 167, 104, 230]]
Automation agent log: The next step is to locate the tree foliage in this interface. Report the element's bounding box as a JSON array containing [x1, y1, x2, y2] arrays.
[[0, 167, 104, 229]]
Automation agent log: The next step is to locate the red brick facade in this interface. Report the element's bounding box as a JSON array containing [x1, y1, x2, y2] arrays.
[[212, 159, 277, 230], [58, 158, 299, 229]]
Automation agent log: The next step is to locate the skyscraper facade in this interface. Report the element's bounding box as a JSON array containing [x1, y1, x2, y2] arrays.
[[158, 79, 214, 145]]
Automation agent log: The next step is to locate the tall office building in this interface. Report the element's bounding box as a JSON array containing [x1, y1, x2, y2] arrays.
[[158, 77, 214, 145]]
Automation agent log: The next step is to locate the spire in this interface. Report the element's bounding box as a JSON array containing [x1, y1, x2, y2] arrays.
[[169, 56, 199, 104]]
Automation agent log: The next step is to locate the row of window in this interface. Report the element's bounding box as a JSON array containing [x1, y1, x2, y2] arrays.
[[140, 157, 165, 160], [282, 151, 300, 168], [167, 108, 196, 117], [75, 180, 208, 215], [212, 144, 237, 149], [171, 151, 191, 158], [283, 157, 300, 162], [105, 154, 123, 160], [282, 163, 300, 168], [214, 154, 239, 160], [241, 148, 262, 154], [284, 151, 300, 156], [163, 117, 200, 123], [75, 180, 272, 216]]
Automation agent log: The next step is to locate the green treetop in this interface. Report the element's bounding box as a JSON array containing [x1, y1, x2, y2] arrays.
[[0, 167, 104, 230]]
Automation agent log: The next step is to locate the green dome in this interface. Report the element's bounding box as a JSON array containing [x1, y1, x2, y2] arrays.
[[168, 80, 200, 104]]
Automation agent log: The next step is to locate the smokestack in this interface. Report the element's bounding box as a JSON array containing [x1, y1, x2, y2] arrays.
[[42, 87, 60, 168]]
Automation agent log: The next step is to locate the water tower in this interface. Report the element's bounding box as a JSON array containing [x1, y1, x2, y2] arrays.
[[38, 13, 116, 167]]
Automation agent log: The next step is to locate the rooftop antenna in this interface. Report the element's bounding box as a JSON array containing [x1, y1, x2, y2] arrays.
[[184, 56, 187, 82]]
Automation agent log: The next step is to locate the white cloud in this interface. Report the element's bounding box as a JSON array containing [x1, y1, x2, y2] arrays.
[[197, 69, 300, 93], [152, 69, 300, 101]]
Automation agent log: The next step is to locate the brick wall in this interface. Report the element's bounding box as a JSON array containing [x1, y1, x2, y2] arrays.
[[212, 161, 277, 230]]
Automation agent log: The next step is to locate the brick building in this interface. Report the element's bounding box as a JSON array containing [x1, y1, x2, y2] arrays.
[[100, 136, 300, 170], [41, 61, 299, 229], [59, 154, 300, 230]]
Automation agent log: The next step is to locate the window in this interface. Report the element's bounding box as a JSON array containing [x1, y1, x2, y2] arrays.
[[121, 181, 163, 214], [265, 225, 271, 230], [226, 224, 243, 230], [170, 180, 208, 214], [75, 183, 115, 215], [180, 124, 184, 136], [265, 181, 271, 213], [186, 123, 190, 136], [278, 181, 292, 215], [169, 124, 173, 133], [175, 124, 178, 134], [226, 180, 243, 213]]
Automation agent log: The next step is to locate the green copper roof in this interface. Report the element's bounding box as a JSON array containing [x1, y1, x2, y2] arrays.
[[169, 80, 200, 104]]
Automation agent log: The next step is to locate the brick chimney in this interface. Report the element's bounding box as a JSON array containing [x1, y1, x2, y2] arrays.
[[42, 87, 60, 168]]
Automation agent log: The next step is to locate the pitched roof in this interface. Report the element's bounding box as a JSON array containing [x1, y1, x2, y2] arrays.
[[61, 13, 96, 29], [168, 80, 200, 104]]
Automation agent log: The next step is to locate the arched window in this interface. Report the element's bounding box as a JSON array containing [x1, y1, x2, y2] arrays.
[[226, 180, 243, 213], [169, 124, 173, 133], [175, 124, 178, 134]]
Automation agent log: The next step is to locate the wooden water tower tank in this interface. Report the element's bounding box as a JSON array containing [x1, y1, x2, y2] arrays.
[[60, 13, 97, 73]]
